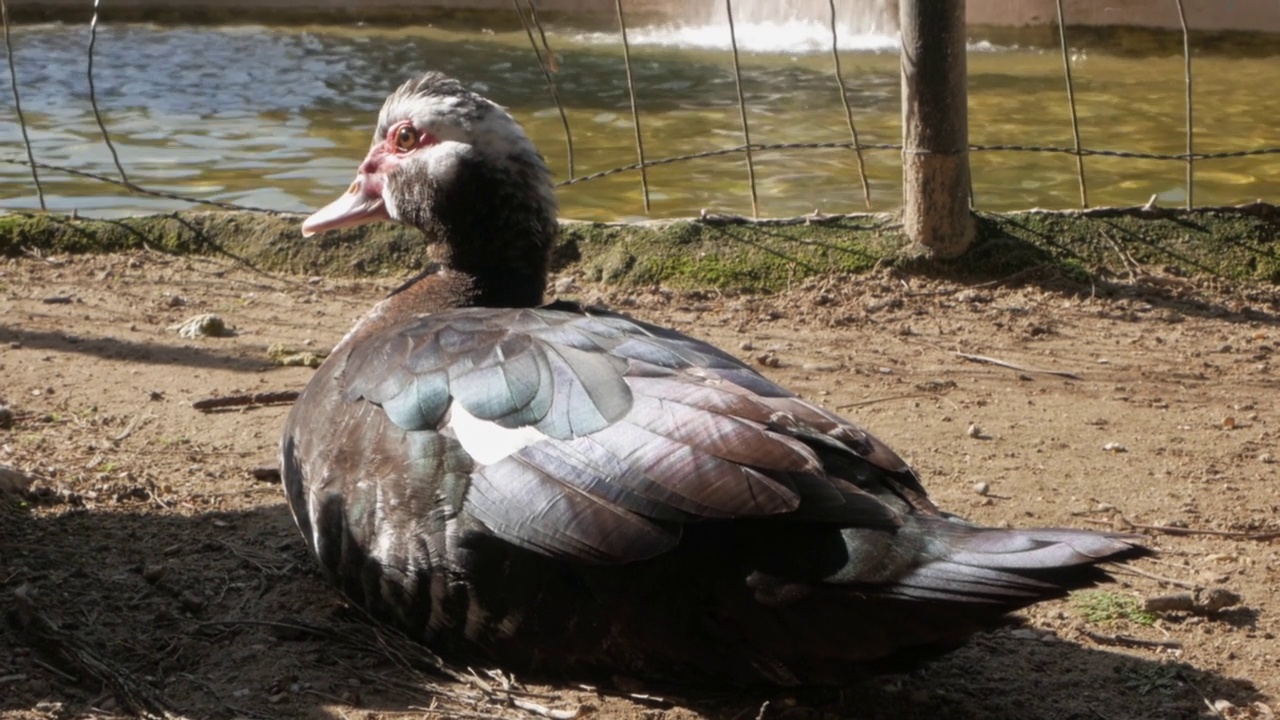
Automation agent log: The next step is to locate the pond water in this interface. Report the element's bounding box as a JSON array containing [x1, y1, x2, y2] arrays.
[[1, 21, 1278, 220]]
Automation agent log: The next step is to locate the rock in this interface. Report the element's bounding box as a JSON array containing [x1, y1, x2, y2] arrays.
[[552, 276, 578, 295], [168, 313, 233, 338], [0, 464, 36, 494], [267, 343, 328, 368], [1102, 442, 1128, 453], [143, 564, 169, 584], [973, 482, 990, 496], [967, 423, 982, 439], [1145, 587, 1241, 615]]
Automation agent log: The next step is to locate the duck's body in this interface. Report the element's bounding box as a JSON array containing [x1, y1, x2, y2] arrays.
[[282, 72, 1145, 686]]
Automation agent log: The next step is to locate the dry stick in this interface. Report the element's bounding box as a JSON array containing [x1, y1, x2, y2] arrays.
[[87, 0, 131, 188], [1078, 629, 1182, 650], [1054, 0, 1088, 208], [13, 586, 193, 720], [1081, 515, 1280, 541], [1, 0, 45, 210], [827, 0, 872, 208], [512, 0, 574, 178], [613, 0, 650, 213], [1106, 563, 1199, 590], [724, 0, 760, 218], [1174, 0, 1194, 208], [191, 390, 300, 411], [837, 392, 940, 410], [953, 351, 1084, 380]]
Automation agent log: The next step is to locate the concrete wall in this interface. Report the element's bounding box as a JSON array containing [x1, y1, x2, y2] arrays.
[[968, 0, 1280, 33], [11, 0, 1280, 33]]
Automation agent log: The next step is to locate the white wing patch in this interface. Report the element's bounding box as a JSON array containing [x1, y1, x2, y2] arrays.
[[446, 400, 550, 465]]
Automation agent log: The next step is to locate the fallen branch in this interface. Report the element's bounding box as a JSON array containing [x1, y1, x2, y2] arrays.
[[192, 390, 299, 412], [953, 352, 1083, 380]]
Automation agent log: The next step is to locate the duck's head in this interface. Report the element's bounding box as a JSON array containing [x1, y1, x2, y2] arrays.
[[303, 72, 558, 306]]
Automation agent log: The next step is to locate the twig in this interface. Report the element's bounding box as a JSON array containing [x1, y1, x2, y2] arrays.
[[87, 0, 131, 188], [510, 698, 582, 719], [1078, 629, 1182, 650], [1174, 0, 1193, 208], [111, 411, 147, 444], [613, 0, 650, 213], [953, 352, 1083, 380], [31, 657, 80, 683], [1081, 516, 1280, 541], [1054, 0, 1088, 207], [724, 0, 759, 218], [827, 0, 871, 208], [512, 0, 574, 178], [13, 585, 194, 719], [1, 0, 45, 210], [1178, 669, 1228, 720], [837, 392, 940, 410], [1106, 564, 1198, 590], [191, 390, 300, 411]]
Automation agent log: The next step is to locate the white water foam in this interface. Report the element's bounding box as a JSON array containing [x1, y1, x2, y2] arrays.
[[578, 20, 899, 54], [572, 23, 1008, 55]]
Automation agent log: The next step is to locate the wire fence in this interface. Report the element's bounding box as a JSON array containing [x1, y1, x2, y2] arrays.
[[3, 0, 1280, 220]]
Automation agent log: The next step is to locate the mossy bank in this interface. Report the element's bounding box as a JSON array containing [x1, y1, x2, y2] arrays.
[[2, 205, 1278, 291]]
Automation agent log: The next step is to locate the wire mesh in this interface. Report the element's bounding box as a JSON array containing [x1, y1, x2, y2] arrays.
[[0, 0, 1277, 219]]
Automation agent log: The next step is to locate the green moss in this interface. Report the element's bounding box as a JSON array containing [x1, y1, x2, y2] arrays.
[[3, 204, 1278, 291], [1071, 590, 1158, 626]]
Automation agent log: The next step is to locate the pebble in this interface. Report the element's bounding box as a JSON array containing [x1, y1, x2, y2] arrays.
[[143, 564, 168, 584], [966, 423, 982, 439], [1102, 442, 1128, 453], [973, 481, 990, 496], [179, 591, 206, 612], [1259, 453, 1276, 464], [738, 340, 754, 351], [755, 353, 781, 368], [551, 276, 578, 295]]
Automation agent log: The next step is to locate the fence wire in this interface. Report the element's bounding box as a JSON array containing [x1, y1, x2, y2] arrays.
[[1, 0, 1278, 219]]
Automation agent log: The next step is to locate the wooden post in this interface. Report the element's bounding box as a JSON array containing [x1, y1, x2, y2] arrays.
[[899, 0, 974, 257]]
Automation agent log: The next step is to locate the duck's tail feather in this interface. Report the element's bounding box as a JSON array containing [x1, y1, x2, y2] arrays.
[[879, 520, 1151, 608]]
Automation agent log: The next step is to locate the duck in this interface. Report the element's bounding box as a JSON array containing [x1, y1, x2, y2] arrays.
[[280, 71, 1147, 686]]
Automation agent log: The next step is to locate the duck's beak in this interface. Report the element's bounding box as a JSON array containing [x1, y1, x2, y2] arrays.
[[301, 172, 391, 237]]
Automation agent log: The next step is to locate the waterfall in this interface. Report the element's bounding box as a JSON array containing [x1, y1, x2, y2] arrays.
[[613, 0, 900, 53]]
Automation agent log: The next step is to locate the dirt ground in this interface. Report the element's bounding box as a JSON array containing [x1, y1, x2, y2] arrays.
[[1, 250, 1278, 720]]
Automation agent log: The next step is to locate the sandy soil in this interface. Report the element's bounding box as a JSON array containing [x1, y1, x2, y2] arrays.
[[1, 250, 1278, 720]]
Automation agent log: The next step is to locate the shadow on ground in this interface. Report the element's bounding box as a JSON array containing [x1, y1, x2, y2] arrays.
[[1, 497, 1263, 720]]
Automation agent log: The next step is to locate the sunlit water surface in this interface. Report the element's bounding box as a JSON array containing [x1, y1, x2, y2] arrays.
[[1, 22, 1278, 220]]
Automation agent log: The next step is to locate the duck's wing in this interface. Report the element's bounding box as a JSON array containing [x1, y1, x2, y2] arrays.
[[335, 301, 936, 565]]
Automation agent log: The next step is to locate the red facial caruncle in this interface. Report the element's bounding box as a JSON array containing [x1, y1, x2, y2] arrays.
[[301, 120, 438, 237]]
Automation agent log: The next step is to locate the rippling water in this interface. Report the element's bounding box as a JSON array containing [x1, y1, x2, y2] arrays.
[[1, 22, 1277, 220]]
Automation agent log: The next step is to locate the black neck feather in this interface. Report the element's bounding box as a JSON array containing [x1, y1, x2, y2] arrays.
[[395, 152, 556, 309]]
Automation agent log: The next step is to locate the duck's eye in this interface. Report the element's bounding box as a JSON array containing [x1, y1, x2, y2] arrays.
[[394, 126, 418, 151]]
